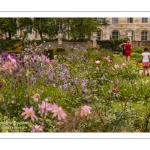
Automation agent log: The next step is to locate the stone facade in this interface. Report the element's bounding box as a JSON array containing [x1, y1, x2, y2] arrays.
[[95, 17, 150, 47], [99, 18, 150, 42]]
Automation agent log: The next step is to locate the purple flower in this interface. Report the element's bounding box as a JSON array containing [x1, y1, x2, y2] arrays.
[[82, 90, 86, 94], [0, 82, 3, 88], [63, 83, 69, 90], [85, 99, 89, 104]]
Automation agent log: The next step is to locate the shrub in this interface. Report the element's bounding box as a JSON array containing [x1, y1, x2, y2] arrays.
[[6, 50, 22, 54], [57, 48, 65, 53], [1, 39, 22, 51], [131, 52, 141, 60], [132, 47, 143, 53], [44, 49, 54, 59], [97, 38, 129, 52], [136, 57, 142, 63]]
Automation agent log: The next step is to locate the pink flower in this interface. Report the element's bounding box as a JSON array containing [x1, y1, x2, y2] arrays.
[[135, 62, 139, 65], [38, 101, 52, 116], [107, 59, 112, 63], [7, 55, 17, 67], [95, 60, 101, 64], [32, 93, 40, 102], [115, 80, 119, 85], [49, 104, 67, 120], [122, 63, 126, 67], [21, 106, 38, 121], [31, 125, 43, 132], [80, 105, 92, 117], [41, 54, 51, 65], [2, 61, 16, 74]]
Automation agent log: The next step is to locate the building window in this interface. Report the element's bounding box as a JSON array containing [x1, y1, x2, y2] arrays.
[[94, 18, 103, 22], [26, 24, 32, 33], [112, 18, 118, 24], [97, 31, 101, 40], [142, 18, 148, 23], [127, 18, 133, 23], [112, 31, 119, 39], [58, 22, 62, 31], [141, 31, 148, 41]]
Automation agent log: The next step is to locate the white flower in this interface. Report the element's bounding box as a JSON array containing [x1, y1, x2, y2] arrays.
[[114, 63, 119, 68], [95, 60, 100, 64]]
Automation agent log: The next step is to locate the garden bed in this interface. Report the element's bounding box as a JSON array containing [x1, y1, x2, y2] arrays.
[[0, 46, 149, 132]]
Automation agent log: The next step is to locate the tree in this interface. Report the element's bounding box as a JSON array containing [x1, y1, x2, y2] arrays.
[[32, 18, 50, 40], [62, 18, 98, 40], [18, 18, 33, 32], [18, 18, 33, 40], [0, 18, 18, 40], [46, 18, 58, 39], [96, 18, 110, 26]]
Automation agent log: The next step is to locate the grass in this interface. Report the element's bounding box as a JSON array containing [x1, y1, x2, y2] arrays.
[[112, 54, 149, 117]]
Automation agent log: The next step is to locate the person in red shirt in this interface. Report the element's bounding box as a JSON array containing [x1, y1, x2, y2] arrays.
[[124, 40, 132, 62]]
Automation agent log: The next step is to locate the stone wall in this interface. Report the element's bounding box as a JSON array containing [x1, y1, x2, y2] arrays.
[[132, 41, 150, 48], [42, 41, 93, 50]]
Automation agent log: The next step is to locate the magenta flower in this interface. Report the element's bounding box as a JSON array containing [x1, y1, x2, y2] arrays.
[[21, 106, 38, 121], [112, 88, 117, 94], [38, 101, 52, 116], [41, 54, 51, 65], [7, 54, 17, 67], [49, 104, 67, 120], [31, 125, 43, 132], [80, 105, 92, 117]]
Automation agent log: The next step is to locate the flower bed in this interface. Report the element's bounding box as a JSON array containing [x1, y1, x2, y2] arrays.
[[0, 44, 149, 132]]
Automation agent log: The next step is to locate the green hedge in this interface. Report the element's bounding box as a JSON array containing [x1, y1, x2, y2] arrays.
[[0, 39, 21, 52], [44, 49, 54, 59], [131, 47, 143, 53], [57, 48, 65, 53], [97, 38, 129, 52], [6, 50, 22, 55]]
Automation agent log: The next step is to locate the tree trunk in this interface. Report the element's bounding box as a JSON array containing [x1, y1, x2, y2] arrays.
[[39, 32, 43, 40], [8, 31, 11, 40]]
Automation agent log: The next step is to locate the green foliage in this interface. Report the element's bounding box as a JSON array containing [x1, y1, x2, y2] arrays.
[[18, 18, 33, 33], [136, 58, 142, 63], [0, 18, 18, 40], [62, 18, 98, 40], [97, 38, 129, 52], [44, 49, 54, 59], [132, 47, 143, 53], [87, 48, 114, 60], [57, 48, 65, 53], [131, 52, 141, 60], [0, 39, 22, 51], [0, 45, 150, 132], [33, 18, 58, 40]]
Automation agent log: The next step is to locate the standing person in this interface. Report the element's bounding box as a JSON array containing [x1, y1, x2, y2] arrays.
[[119, 40, 126, 62], [124, 40, 132, 63], [142, 47, 150, 76]]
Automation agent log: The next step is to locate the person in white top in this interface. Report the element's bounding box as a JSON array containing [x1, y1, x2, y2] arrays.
[[142, 47, 150, 76]]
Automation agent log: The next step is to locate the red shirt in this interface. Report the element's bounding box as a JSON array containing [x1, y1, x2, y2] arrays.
[[125, 43, 131, 51]]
